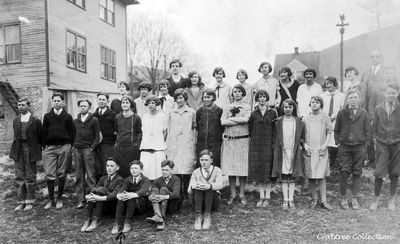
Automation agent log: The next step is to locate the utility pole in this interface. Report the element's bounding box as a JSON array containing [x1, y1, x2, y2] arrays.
[[336, 14, 349, 92]]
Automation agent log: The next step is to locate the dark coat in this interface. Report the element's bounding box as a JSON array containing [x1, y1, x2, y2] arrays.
[[42, 108, 75, 145], [93, 107, 116, 145], [153, 174, 181, 200], [334, 105, 371, 146], [372, 101, 400, 145], [95, 173, 124, 201], [271, 116, 306, 180], [167, 76, 188, 97], [10, 114, 43, 162]]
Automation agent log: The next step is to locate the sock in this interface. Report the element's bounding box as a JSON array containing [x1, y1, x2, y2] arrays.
[[47, 180, 55, 202], [288, 183, 295, 201], [57, 177, 66, 199], [351, 175, 361, 196], [319, 179, 327, 203], [265, 183, 271, 199], [309, 179, 318, 200], [282, 183, 289, 201], [375, 177, 383, 197], [340, 173, 348, 196], [390, 176, 398, 197], [258, 185, 265, 199]]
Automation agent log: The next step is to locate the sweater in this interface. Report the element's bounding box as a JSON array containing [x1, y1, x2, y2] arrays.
[[42, 109, 75, 145], [334, 105, 371, 146], [372, 101, 400, 145], [153, 175, 181, 200], [188, 166, 223, 194], [73, 113, 100, 149], [119, 173, 150, 197], [93, 107, 116, 145]]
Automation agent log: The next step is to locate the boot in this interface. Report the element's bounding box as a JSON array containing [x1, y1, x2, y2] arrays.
[[146, 203, 164, 223], [202, 213, 211, 230], [81, 219, 90, 232], [194, 213, 202, 231], [111, 223, 119, 234], [85, 217, 99, 232], [122, 222, 131, 233], [160, 201, 168, 219], [156, 222, 165, 230]]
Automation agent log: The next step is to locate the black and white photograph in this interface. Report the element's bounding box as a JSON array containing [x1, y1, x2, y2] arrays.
[[1, 0, 400, 243]]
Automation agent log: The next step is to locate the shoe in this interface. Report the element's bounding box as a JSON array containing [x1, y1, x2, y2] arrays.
[[194, 213, 202, 231], [388, 198, 396, 211], [256, 199, 264, 207], [122, 222, 131, 233], [15, 204, 25, 211], [146, 214, 164, 223], [340, 198, 349, 210], [261, 199, 270, 208], [310, 199, 318, 209], [24, 204, 33, 211], [202, 213, 211, 230], [56, 200, 63, 210], [44, 201, 55, 210], [369, 197, 379, 211], [85, 219, 99, 232], [282, 201, 288, 210], [227, 196, 235, 205], [321, 201, 333, 211], [111, 224, 119, 234], [76, 202, 86, 209], [288, 201, 295, 209], [240, 196, 247, 206], [351, 198, 359, 210], [156, 221, 165, 230], [81, 220, 90, 232]]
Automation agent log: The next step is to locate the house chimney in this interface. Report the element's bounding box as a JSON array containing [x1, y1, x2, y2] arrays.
[[294, 47, 299, 54]]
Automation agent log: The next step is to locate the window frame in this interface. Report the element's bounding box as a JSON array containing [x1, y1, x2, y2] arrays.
[[100, 46, 116, 82], [0, 22, 22, 65], [66, 29, 87, 73], [99, 0, 115, 26], [66, 0, 86, 10]]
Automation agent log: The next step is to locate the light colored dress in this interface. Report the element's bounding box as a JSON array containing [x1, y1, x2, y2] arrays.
[[282, 117, 296, 174], [320, 90, 345, 147], [157, 94, 175, 117], [134, 97, 148, 118], [166, 105, 196, 175], [303, 112, 332, 179], [236, 81, 253, 107], [296, 82, 323, 118], [221, 101, 251, 176], [140, 111, 167, 180], [212, 82, 232, 110], [253, 76, 280, 107]]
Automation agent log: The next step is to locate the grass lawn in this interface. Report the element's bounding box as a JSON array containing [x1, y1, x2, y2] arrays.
[[0, 155, 399, 243]]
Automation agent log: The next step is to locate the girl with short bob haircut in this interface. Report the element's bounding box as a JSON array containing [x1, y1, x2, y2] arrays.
[[185, 71, 206, 111]]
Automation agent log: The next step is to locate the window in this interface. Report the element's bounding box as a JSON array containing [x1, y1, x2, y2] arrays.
[[101, 46, 116, 81], [100, 0, 115, 26], [67, 0, 85, 9], [0, 24, 21, 64], [66, 30, 86, 72]]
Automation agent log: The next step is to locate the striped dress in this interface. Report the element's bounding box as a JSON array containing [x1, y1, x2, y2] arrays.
[[221, 102, 251, 176]]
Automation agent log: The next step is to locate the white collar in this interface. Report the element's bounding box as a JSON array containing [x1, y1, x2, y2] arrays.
[[20, 112, 31, 122], [53, 108, 63, 115], [80, 113, 89, 122], [201, 166, 213, 175]]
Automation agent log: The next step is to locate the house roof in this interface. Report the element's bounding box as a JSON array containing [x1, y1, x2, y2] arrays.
[[272, 50, 320, 78], [117, 0, 140, 5]]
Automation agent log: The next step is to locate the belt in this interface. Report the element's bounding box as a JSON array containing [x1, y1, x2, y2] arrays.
[[223, 135, 249, 140]]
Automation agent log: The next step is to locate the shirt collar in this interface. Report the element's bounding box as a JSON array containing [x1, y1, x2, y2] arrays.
[[215, 82, 226, 88], [108, 173, 116, 181], [80, 113, 89, 122], [202, 166, 213, 174], [53, 108, 63, 115], [20, 112, 31, 122]]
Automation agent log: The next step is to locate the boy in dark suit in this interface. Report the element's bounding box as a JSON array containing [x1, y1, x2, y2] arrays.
[[147, 160, 181, 230], [111, 160, 150, 234], [10, 97, 43, 211], [370, 82, 400, 211], [81, 157, 124, 232], [334, 89, 371, 210]]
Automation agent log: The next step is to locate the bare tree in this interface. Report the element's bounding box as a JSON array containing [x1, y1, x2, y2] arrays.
[[127, 13, 202, 93], [359, 0, 398, 30]]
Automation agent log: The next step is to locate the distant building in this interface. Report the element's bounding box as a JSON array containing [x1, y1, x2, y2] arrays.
[[0, 0, 138, 153]]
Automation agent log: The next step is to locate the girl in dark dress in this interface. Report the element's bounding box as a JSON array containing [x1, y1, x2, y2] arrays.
[[196, 88, 223, 168], [113, 95, 142, 178], [277, 67, 300, 116], [248, 90, 278, 207]]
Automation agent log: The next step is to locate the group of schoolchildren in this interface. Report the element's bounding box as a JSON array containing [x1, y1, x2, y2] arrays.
[[10, 54, 400, 234]]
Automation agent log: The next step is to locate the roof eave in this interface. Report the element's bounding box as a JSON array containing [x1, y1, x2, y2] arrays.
[[117, 0, 140, 6]]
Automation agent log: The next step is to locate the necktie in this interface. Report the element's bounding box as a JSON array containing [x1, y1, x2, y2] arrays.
[[328, 94, 334, 117], [204, 169, 210, 179], [133, 177, 137, 184], [106, 176, 111, 187], [160, 97, 166, 109], [215, 85, 220, 98], [389, 102, 394, 117], [100, 109, 103, 116], [164, 177, 169, 185]]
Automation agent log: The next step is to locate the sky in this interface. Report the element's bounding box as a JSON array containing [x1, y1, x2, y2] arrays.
[[127, 0, 400, 84]]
